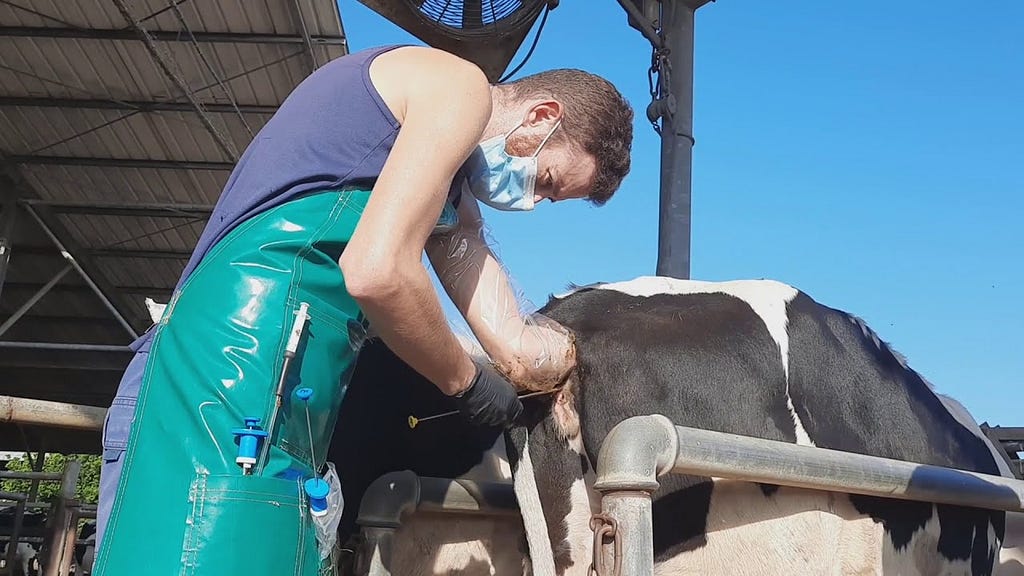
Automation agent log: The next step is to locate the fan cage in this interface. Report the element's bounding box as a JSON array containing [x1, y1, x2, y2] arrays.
[[404, 0, 547, 37]]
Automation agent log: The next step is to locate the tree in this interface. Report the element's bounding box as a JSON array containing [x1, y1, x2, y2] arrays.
[[1, 453, 101, 504]]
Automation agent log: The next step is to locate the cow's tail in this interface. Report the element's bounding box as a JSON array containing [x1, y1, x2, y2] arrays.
[[508, 426, 558, 576]]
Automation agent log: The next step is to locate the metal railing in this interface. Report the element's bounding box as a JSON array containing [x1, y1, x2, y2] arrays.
[[591, 415, 1024, 576], [354, 471, 519, 576], [1, 462, 94, 576]]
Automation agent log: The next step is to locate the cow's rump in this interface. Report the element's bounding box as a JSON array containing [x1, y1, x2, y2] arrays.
[[329, 276, 1013, 576], [505, 277, 1010, 576]]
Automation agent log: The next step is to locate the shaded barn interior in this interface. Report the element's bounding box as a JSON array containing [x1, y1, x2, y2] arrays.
[[0, 0, 348, 454]]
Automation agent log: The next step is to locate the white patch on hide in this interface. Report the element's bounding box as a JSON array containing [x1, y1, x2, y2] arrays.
[[936, 392, 1022, 570], [584, 276, 815, 447], [651, 482, 885, 576], [559, 416, 601, 576], [514, 429, 558, 576], [389, 513, 527, 576], [880, 505, 971, 576]]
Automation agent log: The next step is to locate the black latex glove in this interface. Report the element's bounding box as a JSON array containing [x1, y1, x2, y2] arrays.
[[451, 362, 524, 428]]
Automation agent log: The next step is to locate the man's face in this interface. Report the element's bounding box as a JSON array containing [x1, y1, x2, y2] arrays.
[[504, 104, 597, 206]]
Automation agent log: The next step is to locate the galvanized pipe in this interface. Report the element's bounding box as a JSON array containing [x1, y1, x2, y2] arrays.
[[594, 415, 1024, 574], [359, 527, 396, 576], [0, 395, 107, 431], [0, 263, 72, 337], [41, 459, 80, 576], [592, 415, 677, 576], [656, 0, 706, 280], [0, 471, 63, 480], [667, 423, 1024, 512], [0, 341, 131, 352], [0, 196, 16, 304], [356, 471, 520, 576], [0, 490, 28, 501]]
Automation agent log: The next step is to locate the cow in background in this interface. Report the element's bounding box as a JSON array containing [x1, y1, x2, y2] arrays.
[[1, 541, 38, 576], [329, 276, 1020, 575]]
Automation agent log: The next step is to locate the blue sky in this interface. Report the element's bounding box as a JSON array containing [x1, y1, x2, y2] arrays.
[[336, 1, 1023, 428]]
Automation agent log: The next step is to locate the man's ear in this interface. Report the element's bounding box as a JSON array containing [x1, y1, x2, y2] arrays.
[[525, 99, 563, 128]]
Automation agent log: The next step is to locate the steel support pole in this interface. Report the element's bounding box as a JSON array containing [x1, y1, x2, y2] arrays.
[[111, 0, 239, 163], [656, 0, 702, 280], [21, 204, 139, 339], [0, 197, 16, 304], [0, 264, 72, 337], [41, 459, 80, 576], [289, 0, 320, 73], [0, 341, 131, 352], [0, 395, 107, 431]]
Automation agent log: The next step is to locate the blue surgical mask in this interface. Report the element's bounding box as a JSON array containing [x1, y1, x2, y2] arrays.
[[463, 120, 561, 212]]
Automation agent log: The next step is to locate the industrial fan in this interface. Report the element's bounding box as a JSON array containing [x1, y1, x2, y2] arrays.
[[354, 0, 558, 81]]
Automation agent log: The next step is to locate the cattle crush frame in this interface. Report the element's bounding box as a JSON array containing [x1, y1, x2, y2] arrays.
[[591, 415, 1024, 576], [346, 414, 1024, 576], [2, 394, 1022, 575]]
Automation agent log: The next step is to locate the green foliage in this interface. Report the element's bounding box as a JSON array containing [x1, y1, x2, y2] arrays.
[[1, 453, 102, 504]]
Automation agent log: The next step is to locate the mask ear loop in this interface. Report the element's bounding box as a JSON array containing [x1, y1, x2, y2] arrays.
[[532, 119, 562, 158]]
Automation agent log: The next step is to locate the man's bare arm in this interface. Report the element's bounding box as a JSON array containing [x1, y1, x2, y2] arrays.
[[338, 47, 491, 396], [425, 190, 576, 391]]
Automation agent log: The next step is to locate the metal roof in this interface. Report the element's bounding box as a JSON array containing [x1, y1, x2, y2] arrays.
[[0, 0, 348, 452]]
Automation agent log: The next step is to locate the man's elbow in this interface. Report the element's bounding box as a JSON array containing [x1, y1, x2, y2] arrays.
[[339, 254, 402, 304]]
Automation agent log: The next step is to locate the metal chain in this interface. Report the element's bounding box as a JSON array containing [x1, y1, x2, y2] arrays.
[[645, 17, 671, 137], [588, 513, 622, 576], [647, 46, 663, 136]]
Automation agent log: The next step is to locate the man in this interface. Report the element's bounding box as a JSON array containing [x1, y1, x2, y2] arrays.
[[92, 44, 633, 574]]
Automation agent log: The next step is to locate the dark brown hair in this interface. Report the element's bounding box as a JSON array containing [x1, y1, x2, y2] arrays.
[[503, 69, 633, 206]]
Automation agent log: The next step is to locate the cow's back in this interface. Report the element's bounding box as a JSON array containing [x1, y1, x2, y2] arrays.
[[521, 278, 1008, 575]]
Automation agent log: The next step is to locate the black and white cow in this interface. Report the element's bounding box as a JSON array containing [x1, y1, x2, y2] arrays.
[[329, 276, 1022, 576]]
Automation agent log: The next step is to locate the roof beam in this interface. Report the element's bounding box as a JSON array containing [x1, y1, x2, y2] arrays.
[[0, 341, 132, 373], [91, 247, 191, 259], [111, 0, 238, 162], [23, 199, 213, 218], [0, 96, 277, 115], [0, 159, 146, 338], [8, 155, 233, 171], [1, 282, 172, 298], [288, 0, 320, 73], [0, 26, 347, 46], [15, 245, 191, 260]]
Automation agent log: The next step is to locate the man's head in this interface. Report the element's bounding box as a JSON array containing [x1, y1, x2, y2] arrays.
[[491, 69, 634, 207]]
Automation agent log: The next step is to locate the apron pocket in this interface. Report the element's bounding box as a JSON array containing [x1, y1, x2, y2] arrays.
[[180, 473, 316, 576]]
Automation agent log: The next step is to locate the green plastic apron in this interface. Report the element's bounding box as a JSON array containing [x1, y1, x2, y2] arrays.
[[93, 186, 457, 575]]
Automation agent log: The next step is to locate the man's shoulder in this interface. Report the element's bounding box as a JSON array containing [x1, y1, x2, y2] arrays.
[[369, 45, 492, 125], [370, 45, 488, 83]]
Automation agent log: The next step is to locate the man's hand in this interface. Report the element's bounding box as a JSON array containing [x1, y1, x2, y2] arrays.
[[497, 314, 577, 391], [451, 361, 524, 428]]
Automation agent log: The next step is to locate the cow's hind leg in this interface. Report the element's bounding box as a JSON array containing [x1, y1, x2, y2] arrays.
[[508, 384, 599, 576]]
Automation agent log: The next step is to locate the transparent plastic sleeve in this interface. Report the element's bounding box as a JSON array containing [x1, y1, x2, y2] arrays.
[[312, 462, 344, 562], [427, 193, 577, 391]]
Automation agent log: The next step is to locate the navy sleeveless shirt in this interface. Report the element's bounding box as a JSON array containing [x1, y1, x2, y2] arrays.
[[133, 44, 464, 349]]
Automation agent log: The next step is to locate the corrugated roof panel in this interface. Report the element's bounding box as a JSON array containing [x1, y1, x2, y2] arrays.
[[9, 0, 342, 37], [0, 107, 260, 163], [0, 0, 348, 430], [94, 255, 186, 291], [58, 213, 207, 253], [20, 164, 229, 204], [1, 287, 109, 319], [0, 36, 326, 105]]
